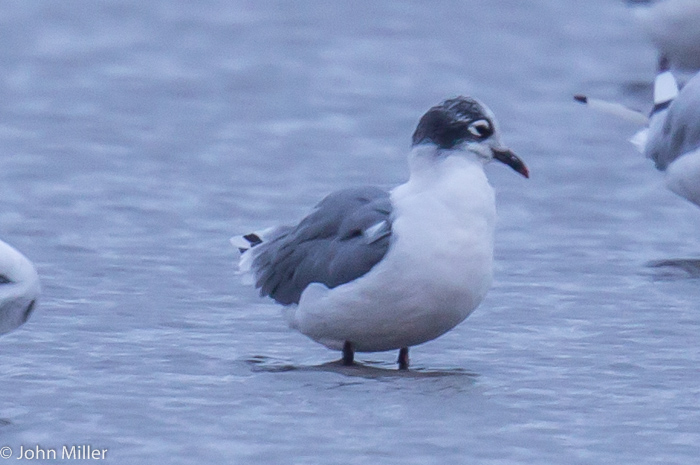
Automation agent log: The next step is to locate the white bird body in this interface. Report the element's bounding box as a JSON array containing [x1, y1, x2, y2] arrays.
[[286, 151, 495, 352], [0, 239, 40, 335]]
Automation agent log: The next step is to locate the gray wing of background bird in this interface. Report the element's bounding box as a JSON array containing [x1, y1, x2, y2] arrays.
[[646, 72, 700, 170], [251, 187, 392, 305]]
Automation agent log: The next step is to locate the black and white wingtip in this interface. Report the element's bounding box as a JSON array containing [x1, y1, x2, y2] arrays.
[[230, 233, 263, 253], [573, 94, 649, 126], [231, 231, 268, 282]]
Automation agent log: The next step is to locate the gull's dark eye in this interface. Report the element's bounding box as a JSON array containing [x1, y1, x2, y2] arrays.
[[467, 119, 492, 139]]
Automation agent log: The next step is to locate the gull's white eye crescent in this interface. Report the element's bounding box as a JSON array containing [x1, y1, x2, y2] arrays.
[[468, 119, 492, 138]]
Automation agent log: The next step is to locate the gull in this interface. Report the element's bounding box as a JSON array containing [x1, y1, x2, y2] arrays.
[[233, 97, 528, 369], [640, 66, 700, 206], [632, 0, 700, 71], [0, 239, 40, 335], [576, 58, 700, 209]]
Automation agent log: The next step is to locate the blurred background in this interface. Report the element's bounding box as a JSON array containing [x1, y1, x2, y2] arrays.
[[1, 1, 699, 464]]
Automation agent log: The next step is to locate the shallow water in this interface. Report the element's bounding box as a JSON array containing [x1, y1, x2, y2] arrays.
[[1, 1, 699, 464]]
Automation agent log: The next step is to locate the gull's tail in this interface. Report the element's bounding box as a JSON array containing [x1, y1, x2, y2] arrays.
[[230, 233, 263, 254], [231, 227, 283, 284], [230, 232, 265, 283]]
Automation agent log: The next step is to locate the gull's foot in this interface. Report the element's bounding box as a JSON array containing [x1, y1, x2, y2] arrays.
[[398, 347, 409, 370], [342, 341, 355, 366]]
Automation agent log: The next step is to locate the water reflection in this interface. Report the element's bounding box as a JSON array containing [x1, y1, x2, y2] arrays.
[[245, 355, 478, 380], [646, 258, 700, 279]]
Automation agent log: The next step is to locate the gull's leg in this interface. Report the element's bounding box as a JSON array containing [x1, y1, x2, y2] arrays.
[[398, 347, 409, 370], [342, 341, 355, 366]]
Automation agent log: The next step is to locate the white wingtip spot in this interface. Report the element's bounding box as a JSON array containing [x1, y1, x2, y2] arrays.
[[230, 235, 250, 250], [630, 128, 649, 153], [654, 71, 679, 105], [363, 221, 390, 244]]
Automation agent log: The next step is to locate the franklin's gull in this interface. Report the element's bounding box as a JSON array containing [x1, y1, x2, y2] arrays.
[[233, 97, 528, 369]]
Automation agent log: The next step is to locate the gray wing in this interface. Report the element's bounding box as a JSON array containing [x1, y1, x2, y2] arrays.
[[646, 72, 700, 170], [251, 187, 392, 305]]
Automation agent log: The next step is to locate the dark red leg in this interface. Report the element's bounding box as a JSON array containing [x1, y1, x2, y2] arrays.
[[342, 341, 355, 366], [398, 347, 409, 370]]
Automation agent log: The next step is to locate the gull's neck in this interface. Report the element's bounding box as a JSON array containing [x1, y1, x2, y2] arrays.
[[404, 144, 486, 187], [391, 144, 495, 226]]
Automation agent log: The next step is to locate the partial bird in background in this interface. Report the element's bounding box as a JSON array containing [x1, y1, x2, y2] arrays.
[[576, 58, 700, 209], [0, 239, 40, 336], [631, 0, 700, 71]]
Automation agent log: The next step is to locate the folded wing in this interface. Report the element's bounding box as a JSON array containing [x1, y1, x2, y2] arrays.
[[248, 187, 392, 305]]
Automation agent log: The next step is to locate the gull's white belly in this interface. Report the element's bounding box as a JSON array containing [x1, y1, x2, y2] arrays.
[[289, 237, 492, 352]]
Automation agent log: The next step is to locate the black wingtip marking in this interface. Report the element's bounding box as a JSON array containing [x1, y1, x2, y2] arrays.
[[574, 95, 588, 104], [243, 233, 263, 247], [650, 99, 672, 117]]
